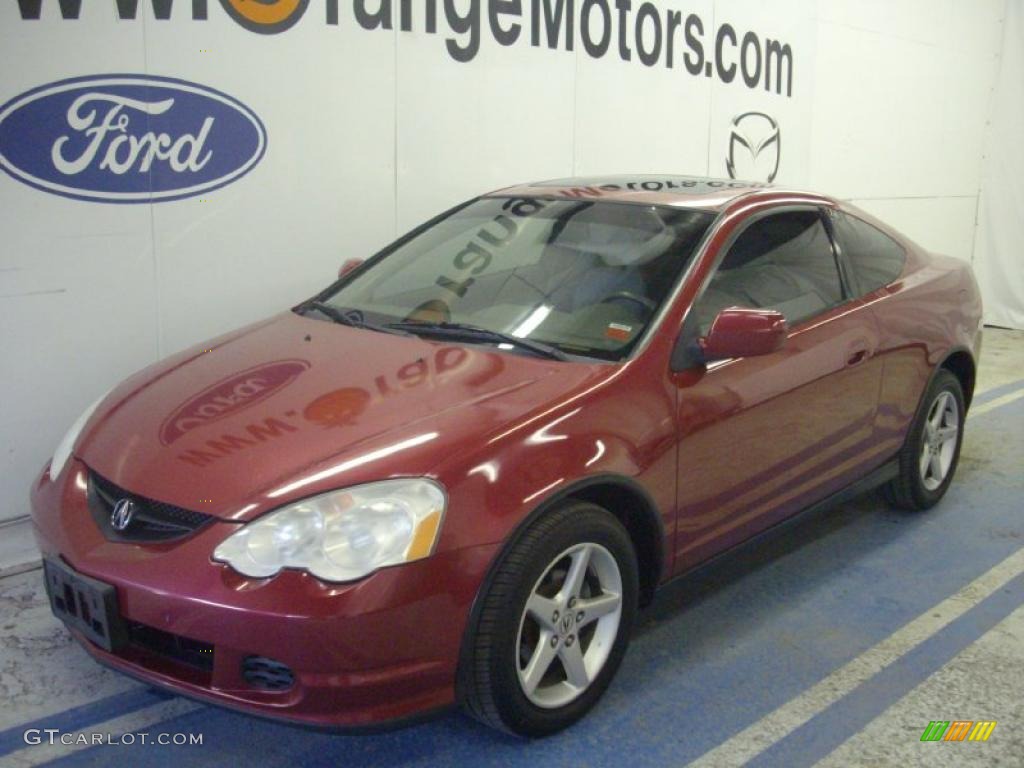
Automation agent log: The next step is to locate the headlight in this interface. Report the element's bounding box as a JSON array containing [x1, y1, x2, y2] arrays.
[[212, 479, 447, 582], [50, 391, 109, 480]]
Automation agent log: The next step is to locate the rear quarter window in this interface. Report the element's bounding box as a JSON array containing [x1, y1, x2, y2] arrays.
[[832, 211, 906, 294]]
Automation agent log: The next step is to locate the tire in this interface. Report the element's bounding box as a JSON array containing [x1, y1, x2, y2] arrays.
[[460, 500, 639, 737], [884, 369, 965, 511]]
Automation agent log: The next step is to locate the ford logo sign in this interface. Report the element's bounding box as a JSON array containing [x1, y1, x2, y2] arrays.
[[0, 74, 266, 203], [159, 359, 311, 445]]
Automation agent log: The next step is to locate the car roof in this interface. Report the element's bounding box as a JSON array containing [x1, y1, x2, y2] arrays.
[[485, 175, 830, 212]]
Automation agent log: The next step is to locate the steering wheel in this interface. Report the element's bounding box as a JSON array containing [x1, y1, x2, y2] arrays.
[[598, 291, 657, 315]]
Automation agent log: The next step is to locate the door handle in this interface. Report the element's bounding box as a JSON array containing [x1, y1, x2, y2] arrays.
[[847, 347, 869, 366]]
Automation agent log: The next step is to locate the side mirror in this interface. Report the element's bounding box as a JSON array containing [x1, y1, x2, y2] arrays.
[[338, 258, 364, 279], [700, 307, 787, 361]]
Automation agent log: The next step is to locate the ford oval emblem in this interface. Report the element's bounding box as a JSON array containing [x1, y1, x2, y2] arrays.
[[158, 359, 311, 445], [0, 74, 266, 203]]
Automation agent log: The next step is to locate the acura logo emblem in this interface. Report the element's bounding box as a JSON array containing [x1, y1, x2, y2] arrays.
[[110, 499, 136, 531], [726, 111, 781, 183]]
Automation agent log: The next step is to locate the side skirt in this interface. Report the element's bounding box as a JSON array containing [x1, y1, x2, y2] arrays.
[[660, 458, 900, 592]]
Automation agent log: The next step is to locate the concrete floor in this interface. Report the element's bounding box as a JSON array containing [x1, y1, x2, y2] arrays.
[[1, 328, 1021, 768]]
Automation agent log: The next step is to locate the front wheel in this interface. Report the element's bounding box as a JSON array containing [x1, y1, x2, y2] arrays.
[[460, 501, 638, 737], [884, 369, 965, 510]]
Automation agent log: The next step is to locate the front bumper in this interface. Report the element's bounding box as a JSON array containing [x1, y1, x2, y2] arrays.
[[30, 460, 499, 728]]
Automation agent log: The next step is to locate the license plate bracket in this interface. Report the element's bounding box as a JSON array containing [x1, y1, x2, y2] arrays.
[[43, 557, 127, 652]]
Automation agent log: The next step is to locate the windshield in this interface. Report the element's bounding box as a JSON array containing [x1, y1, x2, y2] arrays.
[[311, 197, 715, 361]]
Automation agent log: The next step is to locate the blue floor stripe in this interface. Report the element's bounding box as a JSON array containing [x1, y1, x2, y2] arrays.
[[0, 687, 171, 758], [746, 570, 1024, 768], [972, 376, 1024, 406]]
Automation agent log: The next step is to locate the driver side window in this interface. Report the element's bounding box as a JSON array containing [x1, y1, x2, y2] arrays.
[[694, 209, 844, 334]]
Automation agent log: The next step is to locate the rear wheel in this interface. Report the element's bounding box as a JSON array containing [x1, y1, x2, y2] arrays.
[[460, 501, 638, 737], [884, 369, 965, 510]]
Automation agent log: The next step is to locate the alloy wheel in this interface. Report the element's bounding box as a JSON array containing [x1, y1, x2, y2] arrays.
[[919, 390, 959, 491], [515, 542, 623, 709]]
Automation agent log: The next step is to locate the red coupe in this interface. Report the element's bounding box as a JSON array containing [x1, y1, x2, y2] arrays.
[[31, 176, 982, 736]]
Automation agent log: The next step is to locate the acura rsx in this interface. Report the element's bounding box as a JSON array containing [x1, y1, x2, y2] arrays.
[[31, 176, 982, 736]]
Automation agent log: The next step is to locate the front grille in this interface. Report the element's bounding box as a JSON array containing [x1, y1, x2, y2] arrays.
[[126, 621, 214, 672], [87, 470, 215, 543], [242, 656, 295, 691]]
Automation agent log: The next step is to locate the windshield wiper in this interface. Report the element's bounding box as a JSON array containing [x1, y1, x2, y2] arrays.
[[298, 302, 412, 336], [301, 301, 360, 326], [387, 321, 569, 361]]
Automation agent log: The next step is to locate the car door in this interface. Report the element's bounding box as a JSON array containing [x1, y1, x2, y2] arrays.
[[826, 209, 921, 443], [670, 206, 885, 573]]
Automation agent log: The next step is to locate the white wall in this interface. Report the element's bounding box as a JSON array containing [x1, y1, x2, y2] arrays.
[[810, 0, 1005, 268], [0, 0, 1007, 526], [973, 0, 1024, 330]]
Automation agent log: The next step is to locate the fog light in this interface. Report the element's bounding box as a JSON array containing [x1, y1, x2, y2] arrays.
[[241, 656, 295, 691]]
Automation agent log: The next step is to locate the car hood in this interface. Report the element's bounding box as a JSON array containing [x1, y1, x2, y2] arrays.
[[77, 312, 606, 521]]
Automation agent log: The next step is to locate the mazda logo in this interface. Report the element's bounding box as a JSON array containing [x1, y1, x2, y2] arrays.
[[726, 111, 781, 183], [110, 499, 136, 531]]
